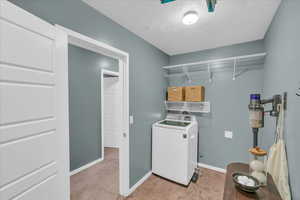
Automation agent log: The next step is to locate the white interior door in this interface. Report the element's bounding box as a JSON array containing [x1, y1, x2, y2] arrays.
[[0, 1, 69, 200], [103, 77, 121, 148]]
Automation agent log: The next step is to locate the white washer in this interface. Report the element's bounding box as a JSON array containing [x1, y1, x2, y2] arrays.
[[152, 114, 198, 185]]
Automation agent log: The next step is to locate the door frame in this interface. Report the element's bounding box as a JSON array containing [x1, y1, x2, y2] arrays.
[[101, 69, 120, 154], [55, 25, 130, 196]]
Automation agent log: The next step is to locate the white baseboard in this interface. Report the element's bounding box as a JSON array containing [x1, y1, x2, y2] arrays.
[[198, 163, 226, 173], [70, 158, 104, 176], [125, 171, 152, 196]]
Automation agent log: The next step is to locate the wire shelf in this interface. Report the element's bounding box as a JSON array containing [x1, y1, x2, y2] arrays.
[[163, 53, 267, 81], [165, 101, 210, 113]]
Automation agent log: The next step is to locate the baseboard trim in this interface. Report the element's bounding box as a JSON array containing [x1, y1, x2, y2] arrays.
[[198, 163, 226, 173], [70, 158, 104, 176], [125, 171, 152, 196]]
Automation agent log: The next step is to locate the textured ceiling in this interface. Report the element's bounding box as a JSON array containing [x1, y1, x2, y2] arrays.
[[83, 0, 281, 55]]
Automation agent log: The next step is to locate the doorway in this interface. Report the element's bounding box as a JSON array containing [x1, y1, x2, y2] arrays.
[[68, 45, 122, 199], [55, 25, 130, 197]]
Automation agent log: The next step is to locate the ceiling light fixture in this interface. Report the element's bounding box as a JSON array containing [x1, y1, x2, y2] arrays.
[[182, 11, 199, 25]]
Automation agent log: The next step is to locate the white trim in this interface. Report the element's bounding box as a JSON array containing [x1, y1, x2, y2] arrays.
[[119, 58, 130, 196], [102, 70, 120, 77], [55, 25, 128, 60], [100, 70, 104, 160], [70, 158, 104, 176], [56, 24, 130, 196], [55, 26, 70, 200], [198, 163, 226, 173], [125, 171, 152, 196]]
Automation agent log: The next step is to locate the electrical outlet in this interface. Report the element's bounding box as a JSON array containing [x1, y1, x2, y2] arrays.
[[224, 130, 233, 139]]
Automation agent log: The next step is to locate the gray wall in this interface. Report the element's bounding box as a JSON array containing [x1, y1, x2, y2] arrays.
[[9, 0, 168, 186], [263, 1, 300, 199], [169, 40, 266, 168], [9, 0, 299, 197], [68, 45, 118, 171]]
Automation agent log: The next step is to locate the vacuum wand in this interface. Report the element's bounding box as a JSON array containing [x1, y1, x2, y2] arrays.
[[252, 128, 259, 148]]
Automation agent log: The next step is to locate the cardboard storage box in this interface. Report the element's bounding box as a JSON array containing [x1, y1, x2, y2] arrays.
[[185, 86, 205, 102], [167, 86, 185, 101]]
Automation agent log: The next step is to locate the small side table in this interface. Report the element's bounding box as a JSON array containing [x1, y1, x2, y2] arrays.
[[223, 163, 282, 200]]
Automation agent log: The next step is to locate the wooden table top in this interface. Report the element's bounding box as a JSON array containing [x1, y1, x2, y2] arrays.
[[223, 163, 282, 200]]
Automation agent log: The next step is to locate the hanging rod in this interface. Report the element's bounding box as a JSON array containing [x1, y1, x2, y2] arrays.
[[164, 65, 264, 78], [162, 52, 267, 69]]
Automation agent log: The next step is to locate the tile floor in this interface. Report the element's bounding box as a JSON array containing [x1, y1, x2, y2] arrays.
[[70, 148, 225, 200]]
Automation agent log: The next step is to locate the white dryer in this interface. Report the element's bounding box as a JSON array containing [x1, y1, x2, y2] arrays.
[[152, 114, 198, 185]]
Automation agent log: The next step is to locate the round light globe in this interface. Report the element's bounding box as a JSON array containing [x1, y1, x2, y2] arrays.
[[182, 11, 199, 25]]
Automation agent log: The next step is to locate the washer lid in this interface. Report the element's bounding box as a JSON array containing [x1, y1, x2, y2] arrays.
[[159, 120, 190, 127], [166, 113, 197, 122]]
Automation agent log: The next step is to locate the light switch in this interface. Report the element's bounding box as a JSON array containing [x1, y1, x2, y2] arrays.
[[130, 115, 134, 124], [225, 130, 233, 139]]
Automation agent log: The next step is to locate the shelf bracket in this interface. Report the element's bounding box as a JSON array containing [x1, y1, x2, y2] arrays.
[[233, 58, 237, 80], [183, 67, 192, 83], [207, 64, 212, 82]]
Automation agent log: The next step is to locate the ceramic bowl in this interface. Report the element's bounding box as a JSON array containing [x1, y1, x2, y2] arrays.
[[232, 172, 261, 193]]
